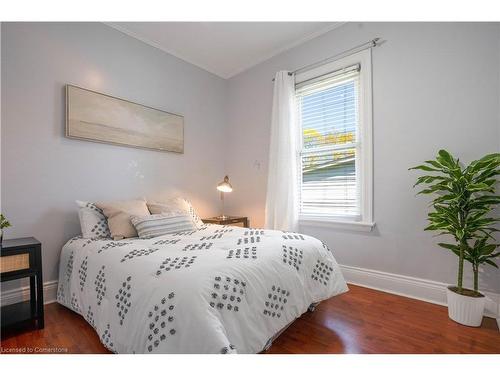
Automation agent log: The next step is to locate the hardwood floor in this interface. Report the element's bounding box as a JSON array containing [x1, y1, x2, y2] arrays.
[[1, 284, 498, 354]]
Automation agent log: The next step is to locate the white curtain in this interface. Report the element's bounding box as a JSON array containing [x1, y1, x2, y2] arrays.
[[264, 71, 300, 232]]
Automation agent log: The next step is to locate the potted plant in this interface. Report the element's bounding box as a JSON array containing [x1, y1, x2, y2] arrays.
[[410, 150, 500, 327], [0, 213, 12, 246]]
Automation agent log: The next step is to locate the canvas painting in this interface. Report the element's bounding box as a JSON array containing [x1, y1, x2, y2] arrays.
[[66, 85, 184, 153]]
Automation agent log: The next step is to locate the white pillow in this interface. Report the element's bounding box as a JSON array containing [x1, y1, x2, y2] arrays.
[[76, 200, 111, 239], [147, 198, 204, 229], [131, 213, 196, 239]]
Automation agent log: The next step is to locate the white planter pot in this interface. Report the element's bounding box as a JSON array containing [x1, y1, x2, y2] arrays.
[[446, 287, 485, 327]]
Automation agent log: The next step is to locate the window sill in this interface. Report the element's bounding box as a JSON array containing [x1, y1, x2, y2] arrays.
[[299, 217, 375, 232]]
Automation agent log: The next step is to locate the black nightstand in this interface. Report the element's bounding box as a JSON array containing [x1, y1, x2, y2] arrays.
[[0, 237, 44, 330], [202, 216, 249, 228]]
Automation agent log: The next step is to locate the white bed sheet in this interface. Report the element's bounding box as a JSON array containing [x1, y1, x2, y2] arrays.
[[57, 224, 347, 353]]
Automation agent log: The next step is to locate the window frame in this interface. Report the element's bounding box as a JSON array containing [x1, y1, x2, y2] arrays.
[[295, 49, 374, 231]]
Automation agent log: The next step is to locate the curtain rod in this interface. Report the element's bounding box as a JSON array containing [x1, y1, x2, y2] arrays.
[[272, 37, 382, 82]]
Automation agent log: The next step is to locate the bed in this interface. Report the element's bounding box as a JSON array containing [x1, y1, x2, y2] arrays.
[[57, 224, 348, 353]]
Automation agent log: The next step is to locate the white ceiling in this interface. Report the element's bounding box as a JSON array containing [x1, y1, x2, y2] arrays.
[[106, 22, 344, 79]]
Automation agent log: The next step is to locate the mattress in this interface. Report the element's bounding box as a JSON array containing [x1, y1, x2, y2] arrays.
[[56, 224, 348, 353]]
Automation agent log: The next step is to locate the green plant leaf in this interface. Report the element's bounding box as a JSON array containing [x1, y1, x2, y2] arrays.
[[473, 169, 500, 184], [479, 244, 497, 256], [437, 243, 461, 256], [484, 259, 499, 268], [467, 183, 491, 192], [409, 165, 442, 172], [437, 149, 456, 168], [424, 160, 446, 169], [413, 175, 448, 187], [467, 153, 500, 175]]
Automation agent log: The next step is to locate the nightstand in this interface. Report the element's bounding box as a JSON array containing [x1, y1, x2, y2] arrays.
[[0, 237, 44, 330], [202, 216, 249, 228]]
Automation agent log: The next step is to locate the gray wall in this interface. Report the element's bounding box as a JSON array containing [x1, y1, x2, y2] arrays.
[[1, 22, 228, 285], [225, 23, 500, 293], [2, 22, 499, 295]]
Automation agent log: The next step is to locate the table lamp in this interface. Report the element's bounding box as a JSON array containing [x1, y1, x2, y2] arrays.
[[216, 175, 232, 219]]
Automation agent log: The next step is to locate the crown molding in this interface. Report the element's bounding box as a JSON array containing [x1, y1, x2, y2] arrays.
[[104, 22, 346, 79], [104, 22, 225, 78], [224, 22, 346, 78]]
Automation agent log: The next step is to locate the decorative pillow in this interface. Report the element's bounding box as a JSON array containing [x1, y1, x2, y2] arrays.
[[76, 200, 111, 239], [131, 213, 197, 239], [96, 199, 150, 240], [147, 198, 203, 228]]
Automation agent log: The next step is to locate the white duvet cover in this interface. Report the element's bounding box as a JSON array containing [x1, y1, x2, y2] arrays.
[[57, 224, 348, 353]]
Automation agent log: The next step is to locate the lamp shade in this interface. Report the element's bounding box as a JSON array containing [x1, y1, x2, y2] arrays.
[[217, 175, 233, 193]]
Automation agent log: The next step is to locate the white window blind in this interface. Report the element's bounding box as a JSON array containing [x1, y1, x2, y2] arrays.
[[296, 64, 361, 220]]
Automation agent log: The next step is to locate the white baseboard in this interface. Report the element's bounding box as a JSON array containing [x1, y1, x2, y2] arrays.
[[340, 264, 500, 322], [0, 280, 58, 306]]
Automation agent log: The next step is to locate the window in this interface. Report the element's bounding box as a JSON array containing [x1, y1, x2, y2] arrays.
[[295, 50, 373, 229]]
